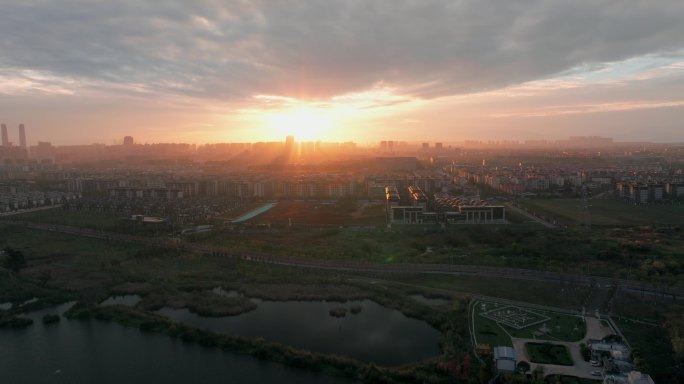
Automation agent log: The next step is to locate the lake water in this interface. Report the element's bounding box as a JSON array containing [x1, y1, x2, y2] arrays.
[[156, 298, 442, 366], [0, 302, 352, 384]]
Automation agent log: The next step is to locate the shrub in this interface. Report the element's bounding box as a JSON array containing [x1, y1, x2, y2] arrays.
[[2, 247, 26, 273], [0, 316, 34, 328]]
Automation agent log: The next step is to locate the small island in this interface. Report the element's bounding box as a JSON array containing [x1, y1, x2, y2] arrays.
[[329, 307, 348, 318]]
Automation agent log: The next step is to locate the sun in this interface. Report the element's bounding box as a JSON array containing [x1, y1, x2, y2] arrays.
[[263, 107, 335, 141]]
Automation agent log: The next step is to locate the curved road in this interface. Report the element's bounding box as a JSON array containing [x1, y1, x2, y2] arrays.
[[5, 219, 684, 300]]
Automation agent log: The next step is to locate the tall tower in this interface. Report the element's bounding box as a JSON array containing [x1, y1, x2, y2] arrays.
[[19, 124, 26, 149], [285, 135, 294, 155], [1, 124, 8, 147]]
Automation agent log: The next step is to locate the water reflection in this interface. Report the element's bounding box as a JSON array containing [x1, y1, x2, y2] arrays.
[[156, 299, 441, 366]]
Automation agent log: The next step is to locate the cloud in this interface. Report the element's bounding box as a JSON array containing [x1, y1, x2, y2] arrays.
[[0, 68, 77, 95], [1, 0, 684, 103], [490, 100, 684, 118]]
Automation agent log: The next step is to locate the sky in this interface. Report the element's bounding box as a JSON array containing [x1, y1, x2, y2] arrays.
[[1, 0, 684, 145]]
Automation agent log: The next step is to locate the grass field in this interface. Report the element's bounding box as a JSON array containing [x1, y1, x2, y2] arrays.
[[0, 223, 135, 259], [518, 198, 684, 226], [10, 208, 126, 228], [473, 312, 513, 347], [249, 200, 387, 226], [525, 342, 573, 365]]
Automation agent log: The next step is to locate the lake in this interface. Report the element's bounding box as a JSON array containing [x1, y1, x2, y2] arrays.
[[156, 298, 442, 366], [0, 302, 352, 384]]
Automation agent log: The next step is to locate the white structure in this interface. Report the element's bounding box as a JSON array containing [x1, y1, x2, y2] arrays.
[[493, 346, 516, 373]]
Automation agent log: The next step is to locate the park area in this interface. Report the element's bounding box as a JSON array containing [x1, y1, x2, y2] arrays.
[[471, 299, 586, 349], [517, 198, 684, 226]]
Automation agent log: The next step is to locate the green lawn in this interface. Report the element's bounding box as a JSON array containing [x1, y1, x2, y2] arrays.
[[473, 314, 513, 347], [8, 208, 125, 228], [518, 198, 684, 226], [526, 342, 573, 366]]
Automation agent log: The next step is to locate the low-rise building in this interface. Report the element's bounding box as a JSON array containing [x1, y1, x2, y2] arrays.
[[589, 340, 630, 361], [493, 346, 516, 373]]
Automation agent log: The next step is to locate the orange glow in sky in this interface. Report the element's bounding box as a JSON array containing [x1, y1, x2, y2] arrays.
[[260, 107, 337, 141], [2, 2, 684, 145]]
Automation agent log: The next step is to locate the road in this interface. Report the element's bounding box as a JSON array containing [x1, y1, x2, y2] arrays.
[[504, 203, 556, 228], [4, 219, 684, 300], [0, 205, 62, 217]]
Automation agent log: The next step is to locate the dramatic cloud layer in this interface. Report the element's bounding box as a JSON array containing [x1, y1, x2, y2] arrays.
[[1, 0, 683, 143]]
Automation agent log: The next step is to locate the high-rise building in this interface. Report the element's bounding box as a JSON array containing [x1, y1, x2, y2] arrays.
[[19, 124, 26, 149], [285, 135, 294, 149], [123, 136, 134, 146], [1, 124, 8, 147], [284, 135, 295, 158]]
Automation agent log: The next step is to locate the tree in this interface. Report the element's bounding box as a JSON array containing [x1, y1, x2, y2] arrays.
[[602, 334, 623, 344], [580, 343, 591, 361], [2, 247, 26, 273], [517, 360, 531, 373]]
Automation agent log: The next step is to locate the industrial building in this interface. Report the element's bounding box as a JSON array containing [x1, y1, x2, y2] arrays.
[[385, 186, 506, 225]]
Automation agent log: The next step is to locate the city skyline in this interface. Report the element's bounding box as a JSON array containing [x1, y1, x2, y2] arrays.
[[0, 124, 675, 149], [1, 1, 684, 145]]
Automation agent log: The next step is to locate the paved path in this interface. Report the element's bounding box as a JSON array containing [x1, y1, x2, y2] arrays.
[[585, 317, 613, 340]]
